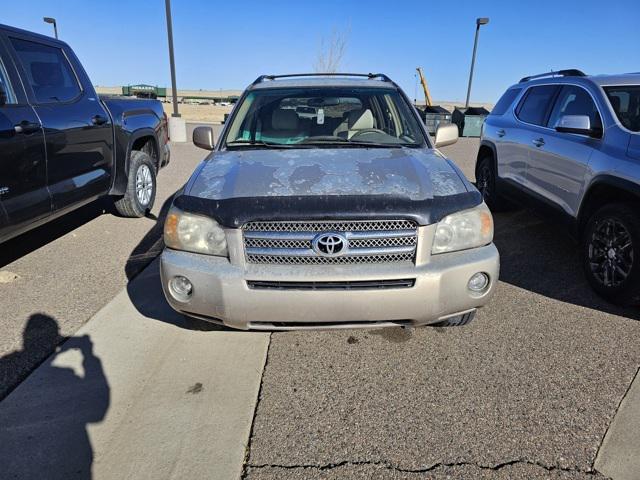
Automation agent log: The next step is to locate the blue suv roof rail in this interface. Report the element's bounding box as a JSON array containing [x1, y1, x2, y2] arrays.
[[519, 69, 586, 83], [251, 73, 393, 85]]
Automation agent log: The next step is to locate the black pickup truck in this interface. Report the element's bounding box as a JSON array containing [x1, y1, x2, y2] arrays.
[[0, 24, 169, 243]]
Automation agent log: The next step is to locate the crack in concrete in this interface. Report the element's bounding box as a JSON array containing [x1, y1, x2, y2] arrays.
[[246, 458, 606, 476], [241, 333, 273, 479]]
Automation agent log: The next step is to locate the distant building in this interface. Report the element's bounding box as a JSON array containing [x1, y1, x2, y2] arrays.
[[122, 84, 167, 99]]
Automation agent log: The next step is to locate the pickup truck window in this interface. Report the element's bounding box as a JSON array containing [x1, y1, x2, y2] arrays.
[[0, 60, 16, 105], [10, 38, 81, 104]]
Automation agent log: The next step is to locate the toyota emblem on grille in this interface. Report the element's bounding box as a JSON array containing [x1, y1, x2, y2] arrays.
[[312, 233, 348, 256]]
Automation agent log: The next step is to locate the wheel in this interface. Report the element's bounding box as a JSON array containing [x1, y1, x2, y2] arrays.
[[582, 203, 640, 305], [475, 156, 511, 212], [433, 310, 476, 327], [114, 150, 157, 217]]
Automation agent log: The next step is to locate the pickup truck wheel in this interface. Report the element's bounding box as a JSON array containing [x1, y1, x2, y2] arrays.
[[476, 156, 511, 212], [583, 203, 640, 305], [114, 150, 157, 218]]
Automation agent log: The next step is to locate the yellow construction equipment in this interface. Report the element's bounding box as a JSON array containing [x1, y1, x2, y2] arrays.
[[416, 67, 433, 107]]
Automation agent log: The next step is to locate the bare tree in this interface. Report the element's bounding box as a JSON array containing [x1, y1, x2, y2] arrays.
[[314, 27, 349, 73]]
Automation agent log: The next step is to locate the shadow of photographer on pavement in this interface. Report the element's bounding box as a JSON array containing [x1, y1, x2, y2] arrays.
[[0, 314, 110, 480]]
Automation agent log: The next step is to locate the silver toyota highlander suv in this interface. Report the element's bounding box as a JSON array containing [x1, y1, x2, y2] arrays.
[[478, 70, 640, 305], [161, 73, 499, 330]]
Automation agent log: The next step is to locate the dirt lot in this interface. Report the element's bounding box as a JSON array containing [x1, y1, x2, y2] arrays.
[[162, 103, 233, 123]]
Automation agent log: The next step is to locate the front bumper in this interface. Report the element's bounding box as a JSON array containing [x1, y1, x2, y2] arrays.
[[160, 237, 500, 330]]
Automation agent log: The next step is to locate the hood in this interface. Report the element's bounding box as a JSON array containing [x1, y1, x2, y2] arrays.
[[187, 148, 469, 200]]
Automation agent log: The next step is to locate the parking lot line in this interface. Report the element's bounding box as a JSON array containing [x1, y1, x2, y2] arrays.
[[0, 259, 270, 480]]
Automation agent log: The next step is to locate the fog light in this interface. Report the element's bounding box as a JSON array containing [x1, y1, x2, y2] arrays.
[[468, 272, 489, 293], [169, 275, 193, 302]]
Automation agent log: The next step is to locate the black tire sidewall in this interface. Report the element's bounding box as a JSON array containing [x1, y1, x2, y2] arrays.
[[582, 204, 640, 305], [129, 152, 157, 215], [476, 156, 498, 209]]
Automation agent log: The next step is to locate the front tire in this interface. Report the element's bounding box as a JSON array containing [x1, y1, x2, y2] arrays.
[[476, 156, 511, 212], [582, 203, 640, 305], [114, 150, 157, 218], [433, 310, 476, 327]]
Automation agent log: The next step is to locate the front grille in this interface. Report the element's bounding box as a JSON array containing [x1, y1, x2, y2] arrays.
[[247, 279, 415, 290], [243, 219, 418, 265]]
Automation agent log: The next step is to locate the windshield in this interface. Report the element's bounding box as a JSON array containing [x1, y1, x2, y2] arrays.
[[223, 87, 426, 148], [604, 85, 640, 132]]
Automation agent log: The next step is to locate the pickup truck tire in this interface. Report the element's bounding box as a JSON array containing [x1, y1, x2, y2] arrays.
[[476, 156, 511, 212], [582, 203, 640, 305], [114, 150, 157, 218]]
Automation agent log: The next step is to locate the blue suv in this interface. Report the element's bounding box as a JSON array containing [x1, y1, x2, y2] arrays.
[[478, 70, 640, 305]]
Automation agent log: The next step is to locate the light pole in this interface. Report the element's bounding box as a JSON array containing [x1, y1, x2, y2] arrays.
[[164, 0, 180, 118], [464, 17, 489, 109], [43, 17, 58, 39]]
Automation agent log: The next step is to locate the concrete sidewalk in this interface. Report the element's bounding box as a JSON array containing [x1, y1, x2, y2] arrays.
[[595, 366, 640, 480], [0, 260, 269, 480]]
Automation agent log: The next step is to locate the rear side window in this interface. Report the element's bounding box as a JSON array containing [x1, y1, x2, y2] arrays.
[[490, 88, 521, 116], [10, 38, 81, 104], [516, 85, 559, 126]]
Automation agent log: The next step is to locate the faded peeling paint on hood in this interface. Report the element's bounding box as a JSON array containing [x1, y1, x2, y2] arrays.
[[187, 147, 468, 200]]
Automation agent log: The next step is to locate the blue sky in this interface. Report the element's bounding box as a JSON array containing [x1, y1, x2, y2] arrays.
[[3, 0, 639, 103]]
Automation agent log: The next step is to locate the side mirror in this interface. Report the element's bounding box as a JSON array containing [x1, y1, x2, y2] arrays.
[[555, 115, 600, 138], [193, 126, 215, 150], [434, 123, 458, 148]]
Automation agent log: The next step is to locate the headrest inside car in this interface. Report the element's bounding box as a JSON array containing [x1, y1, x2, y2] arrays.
[[348, 109, 374, 130]]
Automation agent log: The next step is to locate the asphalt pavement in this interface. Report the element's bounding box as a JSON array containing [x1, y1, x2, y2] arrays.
[[243, 139, 640, 479], [1, 136, 639, 479]]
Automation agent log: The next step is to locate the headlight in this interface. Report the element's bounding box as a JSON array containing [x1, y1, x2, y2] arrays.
[[431, 203, 493, 254], [164, 207, 228, 256]]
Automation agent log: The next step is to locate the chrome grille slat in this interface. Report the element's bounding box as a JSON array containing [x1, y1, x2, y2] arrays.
[[243, 219, 418, 265], [244, 220, 416, 232], [245, 245, 416, 257]]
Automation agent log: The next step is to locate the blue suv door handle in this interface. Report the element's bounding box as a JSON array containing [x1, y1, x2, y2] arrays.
[[532, 137, 545, 147], [497, 129, 506, 137]]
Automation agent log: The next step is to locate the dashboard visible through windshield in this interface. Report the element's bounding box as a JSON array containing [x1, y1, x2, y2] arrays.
[[224, 87, 426, 148]]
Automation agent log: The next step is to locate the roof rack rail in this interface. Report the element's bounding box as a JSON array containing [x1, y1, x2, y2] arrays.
[[519, 69, 587, 83], [251, 72, 392, 85]]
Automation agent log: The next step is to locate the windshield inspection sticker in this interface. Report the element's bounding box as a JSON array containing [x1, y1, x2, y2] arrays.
[[317, 108, 325, 125]]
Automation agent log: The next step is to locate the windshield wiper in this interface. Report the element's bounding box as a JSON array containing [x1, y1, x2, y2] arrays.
[[226, 140, 294, 149]]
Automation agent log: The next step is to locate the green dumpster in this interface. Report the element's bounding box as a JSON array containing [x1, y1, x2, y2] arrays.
[[452, 106, 490, 137], [418, 105, 452, 134]]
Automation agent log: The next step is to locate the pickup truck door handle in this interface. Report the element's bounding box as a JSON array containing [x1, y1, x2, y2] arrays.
[[497, 129, 506, 137], [14, 121, 41, 134], [91, 114, 108, 126], [532, 137, 545, 147]]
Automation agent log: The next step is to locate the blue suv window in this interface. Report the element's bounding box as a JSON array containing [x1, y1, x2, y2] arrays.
[[516, 85, 560, 126], [547, 85, 602, 131], [490, 88, 521, 116]]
